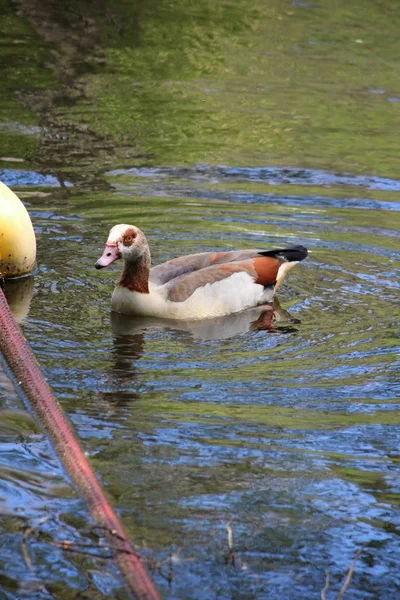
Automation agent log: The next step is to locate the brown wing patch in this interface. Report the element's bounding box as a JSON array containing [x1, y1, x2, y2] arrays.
[[210, 250, 261, 265], [253, 256, 281, 286], [150, 249, 263, 286], [209, 251, 229, 264], [219, 262, 256, 276]]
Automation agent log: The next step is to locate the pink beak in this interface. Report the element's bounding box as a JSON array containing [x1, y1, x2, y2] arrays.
[[95, 243, 121, 269]]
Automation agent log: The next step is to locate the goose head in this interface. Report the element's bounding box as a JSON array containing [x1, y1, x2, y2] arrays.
[[95, 224, 149, 269]]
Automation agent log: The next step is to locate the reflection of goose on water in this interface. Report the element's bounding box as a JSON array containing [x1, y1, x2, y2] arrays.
[[96, 223, 307, 320], [109, 299, 299, 393], [111, 297, 300, 342]]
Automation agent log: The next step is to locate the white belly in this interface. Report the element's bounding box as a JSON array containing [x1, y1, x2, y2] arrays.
[[111, 273, 274, 319]]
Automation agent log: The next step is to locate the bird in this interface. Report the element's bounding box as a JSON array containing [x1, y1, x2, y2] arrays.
[[95, 224, 308, 320]]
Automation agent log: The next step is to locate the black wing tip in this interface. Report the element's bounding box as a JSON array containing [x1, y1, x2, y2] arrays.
[[258, 245, 308, 262], [287, 244, 309, 260]]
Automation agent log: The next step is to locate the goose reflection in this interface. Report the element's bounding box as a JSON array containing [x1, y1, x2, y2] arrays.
[[111, 296, 299, 342], [105, 298, 300, 404]]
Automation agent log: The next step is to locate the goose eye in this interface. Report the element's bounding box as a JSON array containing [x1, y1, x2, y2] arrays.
[[123, 235, 134, 246]]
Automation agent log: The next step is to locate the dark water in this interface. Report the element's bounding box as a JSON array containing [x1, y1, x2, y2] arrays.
[[1, 1, 400, 599]]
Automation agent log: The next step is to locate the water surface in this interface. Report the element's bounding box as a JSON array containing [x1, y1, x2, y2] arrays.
[[0, 1, 400, 599]]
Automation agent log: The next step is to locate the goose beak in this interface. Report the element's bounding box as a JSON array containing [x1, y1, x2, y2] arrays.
[[95, 243, 120, 269]]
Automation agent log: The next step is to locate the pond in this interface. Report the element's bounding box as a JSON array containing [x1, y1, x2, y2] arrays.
[[0, 1, 399, 599]]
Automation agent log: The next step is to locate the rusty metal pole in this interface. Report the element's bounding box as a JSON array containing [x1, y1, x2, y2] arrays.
[[0, 285, 160, 600]]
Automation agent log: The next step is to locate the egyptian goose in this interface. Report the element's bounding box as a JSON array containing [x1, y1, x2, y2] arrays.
[[95, 224, 308, 319]]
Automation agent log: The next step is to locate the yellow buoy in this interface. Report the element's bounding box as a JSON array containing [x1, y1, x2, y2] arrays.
[[0, 181, 36, 278]]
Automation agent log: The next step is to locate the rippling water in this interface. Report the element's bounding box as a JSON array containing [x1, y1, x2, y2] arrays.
[[1, 0, 400, 598], [1, 164, 399, 599]]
